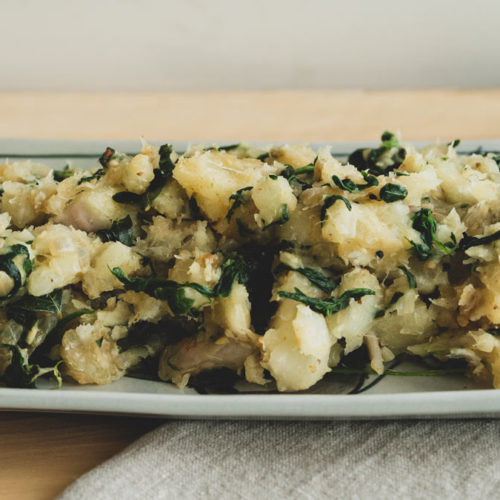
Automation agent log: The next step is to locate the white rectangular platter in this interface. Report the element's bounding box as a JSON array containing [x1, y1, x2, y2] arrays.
[[1, 138, 500, 420]]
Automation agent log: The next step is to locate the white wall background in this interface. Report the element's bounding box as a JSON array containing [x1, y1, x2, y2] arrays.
[[1, 0, 499, 91]]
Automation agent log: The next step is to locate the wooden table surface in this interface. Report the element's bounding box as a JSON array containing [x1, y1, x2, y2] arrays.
[[1, 89, 500, 499]]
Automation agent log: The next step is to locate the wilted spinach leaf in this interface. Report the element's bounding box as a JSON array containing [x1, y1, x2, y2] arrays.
[[348, 131, 406, 176], [97, 215, 135, 246], [331, 171, 379, 193], [279, 287, 375, 316], [0, 344, 63, 388], [460, 230, 500, 250], [33, 309, 94, 362], [397, 265, 417, 289], [380, 183, 408, 203], [99, 147, 116, 168], [215, 244, 278, 334], [214, 255, 255, 298], [7, 289, 63, 330], [279, 161, 315, 189], [0, 245, 32, 300], [409, 208, 457, 260], [113, 144, 176, 209], [225, 186, 253, 222], [53, 165, 74, 182], [320, 195, 352, 224], [111, 267, 213, 316], [263, 204, 290, 229], [278, 264, 338, 294]]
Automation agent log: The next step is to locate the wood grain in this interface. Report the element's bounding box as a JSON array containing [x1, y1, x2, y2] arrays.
[[1, 89, 499, 499], [0, 412, 162, 499], [0, 90, 499, 142]]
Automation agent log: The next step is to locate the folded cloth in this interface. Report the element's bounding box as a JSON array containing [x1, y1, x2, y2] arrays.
[[60, 419, 500, 500]]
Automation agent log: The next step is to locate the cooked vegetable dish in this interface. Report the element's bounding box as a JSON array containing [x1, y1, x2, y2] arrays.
[[1, 133, 500, 392]]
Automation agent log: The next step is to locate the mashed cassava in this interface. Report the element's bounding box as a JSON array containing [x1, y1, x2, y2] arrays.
[[1, 133, 500, 392]]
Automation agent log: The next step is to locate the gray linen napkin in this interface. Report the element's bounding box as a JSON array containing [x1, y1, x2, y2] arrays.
[[59, 419, 500, 499]]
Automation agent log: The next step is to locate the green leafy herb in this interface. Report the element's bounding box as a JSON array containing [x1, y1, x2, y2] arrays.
[[0, 344, 63, 388], [460, 230, 500, 250], [112, 192, 141, 205], [213, 255, 254, 298], [78, 147, 117, 184], [111, 267, 214, 316], [342, 357, 403, 394], [321, 195, 352, 224], [379, 183, 408, 203], [7, 289, 63, 330], [214, 244, 278, 334], [279, 161, 315, 189], [243, 245, 280, 334], [331, 176, 358, 192], [449, 139, 461, 148], [281, 164, 315, 181], [0, 344, 39, 387], [0, 245, 32, 299], [294, 268, 338, 294], [331, 171, 379, 193], [38, 309, 94, 358], [278, 265, 338, 293], [113, 144, 176, 209], [380, 131, 399, 147], [409, 208, 457, 260], [360, 171, 380, 186], [141, 144, 176, 208], [99, 147, 116, 168], [278, 287, 375, 316], [397, 265, 417, 289], [217, 143, 240, 151], [44, 248, 273, 359], [203, 142, 240, 152], [226, 186, 253, 221], [78, 168, 106, 184], [388, 291, 404, 307], [158, 144, 176, 177], [53, 165, 74, 182], [348, 131, 406, 176], [374, 290, 405, 319], [97, 215, 135, 246], [263, 204, 289, 229]]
